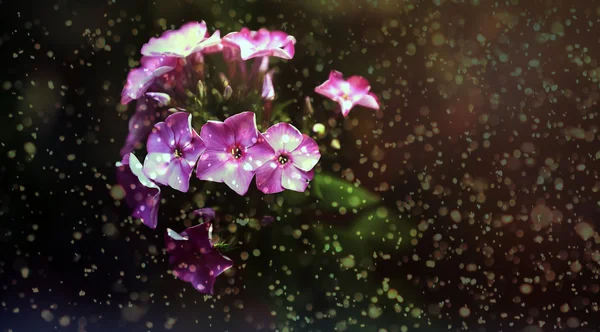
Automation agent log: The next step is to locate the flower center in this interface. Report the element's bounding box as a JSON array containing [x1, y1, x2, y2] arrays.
[[341, 93, 350, 101], [231, 147, 243, 159], [174, 148, 183, 158], [278, 154, 289, 165]]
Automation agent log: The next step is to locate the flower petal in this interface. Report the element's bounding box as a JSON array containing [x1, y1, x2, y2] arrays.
[[167, 159, 193, 192], [200, 121, 236, 151], [196, 150, 254, 195], [263, 122, 303, 153], [165, 112, 194, 147], [356, 92, 380, 110], [142, 152, 174, 186], [146, 121, 175, 154], [121, 68, 154, 104], [281, 166, 313, 192], [261, 72, 275, 100], [290, 134, 321, 172], [223, 111, 259, 148], [116, 153, 161, 229], [141, 21, 219, 58], [255, 161, 284, 194]]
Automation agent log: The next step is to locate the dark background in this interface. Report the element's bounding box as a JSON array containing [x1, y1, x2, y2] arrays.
[[2, 0, 600, 331]]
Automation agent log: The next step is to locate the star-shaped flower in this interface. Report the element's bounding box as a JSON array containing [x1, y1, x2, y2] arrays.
[[255, 123, 320, 194], [143, 112, 205, 192], [314, 70, 380, 116], [196, 112, 273, 195], [165, 222, 233, 295]]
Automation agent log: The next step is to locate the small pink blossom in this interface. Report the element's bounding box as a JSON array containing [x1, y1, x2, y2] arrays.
[[261, 71, 275, 100], [120, 56, 177, 105], [141, 21, 221, 58], [143, 112, 205, 192], [222, 28, 296, 60], [255, 123, 320, 194], [196, 112, 273, 195], [314, 70, 380, 116]]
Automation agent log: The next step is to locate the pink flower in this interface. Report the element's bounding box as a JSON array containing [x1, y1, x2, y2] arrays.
[[116, 153, 161, 229], [255, 123, 320, 194], [141, 21, 221, 58], [143, 112, 205, 193], [196, 112, 273, 195], [165, 222, 233, 294], [222, 28, 296, 60], [314, 70, 380, 116], [120, 56, 177, 105]]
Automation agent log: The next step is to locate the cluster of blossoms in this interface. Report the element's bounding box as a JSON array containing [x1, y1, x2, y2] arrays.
[[116, 21, 380, 294]]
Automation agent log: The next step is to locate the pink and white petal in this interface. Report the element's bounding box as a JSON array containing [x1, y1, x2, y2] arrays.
[[339, 99, 357, 117], [197, 150, 255, 195], [281, 36, 296, 59], [200, 121, 235, 151], [346, 75, 371, 95], [142, 152, 173, 186], [165, 112, 194, 147], [145, 92, 171, 107], [290, 134, 320, 172], [167, 159, 193, 192], [281, 166, 312, 192], [121, 153, 161, 229], [268, 30, 291, 45], [141, 21, 208, 58], [222, 162, 255, 196], [146, 121, 175, 153], [263, 122, 303, 153], [255, 161, 284, 194], [121, 68, 154, 104], [223, 112, 258, 148], [196, 149, 230, 179], [191, 30, 221, 54], [261, 72, 275, 100], [140, 56, 177, 74], [314, 79, 341, 101], [245, 135, 276, 169], [356, 92, 380, 110], [182, 135, 205, 167]]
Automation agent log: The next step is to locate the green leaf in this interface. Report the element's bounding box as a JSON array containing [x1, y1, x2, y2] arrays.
[[314, 206, 413, 261], [270, 99, 295, 121], [311, 173, 379, 211]]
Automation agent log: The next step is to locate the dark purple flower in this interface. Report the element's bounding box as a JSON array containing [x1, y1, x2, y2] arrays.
[[255, 123, 320, 194], [165, 223, 233, 294], [141, 21, 221, 58], [116, 153, 161, 229], [120, 56, 177, 105], [196, 112, 273, 195], [222, 28, 296, 60], [143, 112, 205, 192], [314, 70, 380, 116]]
